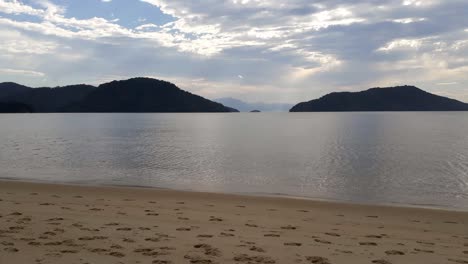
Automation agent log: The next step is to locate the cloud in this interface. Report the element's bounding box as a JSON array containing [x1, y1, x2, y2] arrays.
[[0, 68, 45, 77], [0, 0, 466, 103]]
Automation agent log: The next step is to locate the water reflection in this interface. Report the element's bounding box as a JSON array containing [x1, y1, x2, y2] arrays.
[[1, 113, 468, 209]]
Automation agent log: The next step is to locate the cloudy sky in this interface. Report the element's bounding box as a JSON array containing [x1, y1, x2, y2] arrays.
[[0, 0, 467, 103]]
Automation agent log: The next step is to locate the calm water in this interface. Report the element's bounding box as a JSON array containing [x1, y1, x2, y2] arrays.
[[1, 113, 468, 210]]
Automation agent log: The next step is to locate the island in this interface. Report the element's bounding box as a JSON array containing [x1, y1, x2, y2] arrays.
[[0, 102, 33, 113], [290, 85, 468, 112], [0, 78, 237, 113]]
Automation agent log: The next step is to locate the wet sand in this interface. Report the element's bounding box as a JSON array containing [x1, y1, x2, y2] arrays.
[[1, 180, 467, 264]]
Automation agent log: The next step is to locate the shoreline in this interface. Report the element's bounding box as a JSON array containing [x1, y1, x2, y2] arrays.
[[1, 177, 467, 213], [1, 180, 468, 264]]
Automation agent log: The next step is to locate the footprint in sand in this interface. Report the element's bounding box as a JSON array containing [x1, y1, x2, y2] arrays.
[[219, 232, 234, 237], [44, 241, 63, 246], [264, 234, 280, 237], [236, 205, 246, 208], [245, 223, 258, 228], [147, 213, 159, 216], [335, 249, 352, 254], [209, 216, 223, 222], [306, 256, 330, 264], [194, 243, 222, 257], [134, 248, 154, 253], [60, 250, 79, 254], [145, 237, 160, 242], [176, 227, 191, 231], [88, 248, 109, 254], [109, 252, 125, 258], [116, 227, 132, 231], [3, 247, 19, 253], [372, 260, 391, 264], [359, 242, 377, 246], [123, 238, 135, 243], [54, 228, 65, 233], [281, 225, 297, 230], [47, 217, 64, 221], [249, 246, 265, 252], [234, 254, 276, 264], [315, 239, 331, 244], [78, 236, 108, 241], [9, 212, 23, 216], [367, 215, 379, 218], [111, 244, 123, 249], [178, 217, 190, 220], [152, 261, 172, 264], [365, 235, 383, 239], [416, 241, 435, 246], [184, 254, 214, 264], [197, 234, 213, 238], [414, 248, 434, 253], [385, 250, 405, 255], [297, 210, 309, 213], [284, 242, 302, 246], [325, 232, 340, 237]]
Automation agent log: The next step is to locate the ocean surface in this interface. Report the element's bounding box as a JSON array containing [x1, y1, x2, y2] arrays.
[[1, 113, 468, 210]]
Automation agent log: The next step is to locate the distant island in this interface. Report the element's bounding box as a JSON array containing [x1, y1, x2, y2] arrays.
[[290, 85, 468, 112], [214, 97, 292, 112], [0, 78, 237, 113]]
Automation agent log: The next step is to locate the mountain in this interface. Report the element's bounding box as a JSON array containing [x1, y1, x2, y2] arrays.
[[290, 86, 468, 112], [0, 102, 33, 113], [0, 78, 236, 113], [0, 82, 32, 100], [214, 97, 293, 112], [5, 84, 96, 112], [64, 78, 235, 113]]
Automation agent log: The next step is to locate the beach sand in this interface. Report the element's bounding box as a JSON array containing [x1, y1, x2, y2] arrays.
[[1, 180, 467, 264]]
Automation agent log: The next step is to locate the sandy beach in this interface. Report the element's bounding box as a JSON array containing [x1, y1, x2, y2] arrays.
[[1, 180, 467, 264]]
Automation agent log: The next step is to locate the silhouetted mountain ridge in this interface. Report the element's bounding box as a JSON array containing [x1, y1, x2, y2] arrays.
[[0, 102, 33, 113], [290, 86, 468, 112], [0, 78, 237, 113], [65, 78, 234, 112], [0, 82, 31, 99], [6, 84, 96, 112]]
